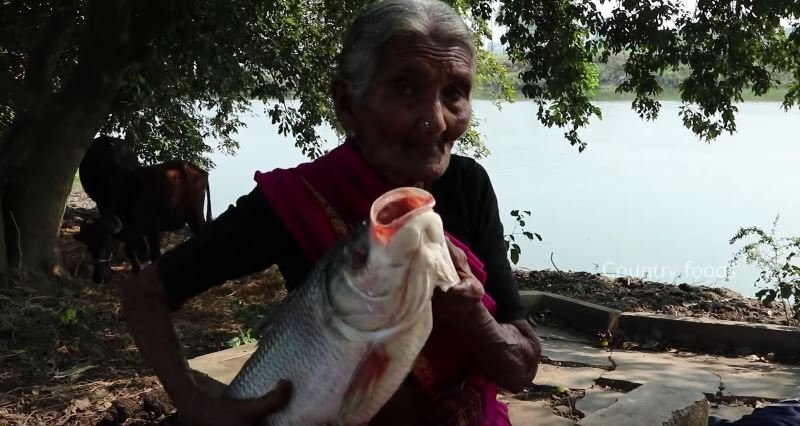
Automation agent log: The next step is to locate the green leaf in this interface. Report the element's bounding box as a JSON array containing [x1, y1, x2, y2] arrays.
[[511, 248, 520, 265], [780, 283, 794, 299], [534, 233, 543, 241], [60, 308, 78, 325]]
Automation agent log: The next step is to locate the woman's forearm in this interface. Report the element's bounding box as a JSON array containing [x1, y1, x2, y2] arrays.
[[459, 304, 542, 392], [120, 266, 200, 406]]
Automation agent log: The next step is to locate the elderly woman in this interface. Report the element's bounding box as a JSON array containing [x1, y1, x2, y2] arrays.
[[120, 0, 541, 424]]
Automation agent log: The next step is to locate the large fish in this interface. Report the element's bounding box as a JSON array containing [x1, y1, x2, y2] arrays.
[[223, 186, 460, 425]]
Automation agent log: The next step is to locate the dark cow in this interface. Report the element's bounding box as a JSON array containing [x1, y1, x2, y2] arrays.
[[79, 135, 140, 222], [75, 157, 212, 283]]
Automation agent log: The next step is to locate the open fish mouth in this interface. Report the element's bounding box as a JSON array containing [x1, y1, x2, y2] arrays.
[[334, 187, 449, 334], [370, 186, 435, 246], [342, 187, 438, 302]]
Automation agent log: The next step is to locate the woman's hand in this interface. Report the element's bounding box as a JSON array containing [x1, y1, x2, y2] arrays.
[[431, 238, 488, 329], [432, 237, 541, 392], [174, 380, 292, 426]]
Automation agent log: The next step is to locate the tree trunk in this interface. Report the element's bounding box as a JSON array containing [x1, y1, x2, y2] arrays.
[[2, 133, 81, 284], [1, 97, 122, 288], [0, 0, 164, 288]]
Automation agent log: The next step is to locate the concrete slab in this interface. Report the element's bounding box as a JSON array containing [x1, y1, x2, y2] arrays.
[[188, 342, 257, 370], [500, 397, 576, 426], [528, 291, 622, 336], [520, 290, 546, 311], [541, 339, 615, 369], [575, 390, 624, 415], [676, 354, 800, 399], [709, 405, 754, 421], [534, 364, 606, 390], [602, 350, 800, 399], [187, 342, 257, 396], [535, 325, 593, 344], [578, 383, 709, 426], [601, 350, 722, 394], [619, 312, 800, 357]]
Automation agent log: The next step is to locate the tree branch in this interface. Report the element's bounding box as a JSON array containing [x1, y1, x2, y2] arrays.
[[23, 2, 79, 96]]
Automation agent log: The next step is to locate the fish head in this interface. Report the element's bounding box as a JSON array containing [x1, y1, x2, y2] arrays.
[[329, 187, 459, 336]]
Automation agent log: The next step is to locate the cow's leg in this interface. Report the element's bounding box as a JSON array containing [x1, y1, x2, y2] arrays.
[[187, 212, 203, 235], [146, 231, 161, 262], [124, 233, 147, 274], [125, 240, 143, 273], [125, 242, 142, 273], [187, 200, 206, 235]]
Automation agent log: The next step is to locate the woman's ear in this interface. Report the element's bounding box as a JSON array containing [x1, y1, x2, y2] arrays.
[[332, 80, 356, 134]]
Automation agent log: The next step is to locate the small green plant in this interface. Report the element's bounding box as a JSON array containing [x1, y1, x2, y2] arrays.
[[726, 215, 800, 326], [226, 328, 258, 348], [59, 307, 78, 326], [504, 210, 542, 265]]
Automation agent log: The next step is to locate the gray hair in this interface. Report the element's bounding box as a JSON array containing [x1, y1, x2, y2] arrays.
[[335, 0, 477, 100]]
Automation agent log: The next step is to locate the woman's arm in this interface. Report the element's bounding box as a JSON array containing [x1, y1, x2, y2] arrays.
[[121, 265, 292, 425], [433, 241, 541, 392], [431, 157, 542, 392], [119, 188, 296, 424]]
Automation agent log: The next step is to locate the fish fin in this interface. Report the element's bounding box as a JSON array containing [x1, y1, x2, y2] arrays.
[[337, 344, 391, 422]]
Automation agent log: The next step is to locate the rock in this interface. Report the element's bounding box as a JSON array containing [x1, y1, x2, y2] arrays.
[[555, 405, 575, 417], [103, 397, 137, 424], [577, 383, 709, 426], [73, 398, 91, 412], [91, 388, 110, 401], [679, 283, 694, 292]]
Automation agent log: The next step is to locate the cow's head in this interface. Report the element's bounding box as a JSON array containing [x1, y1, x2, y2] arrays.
[[74, 216, 122, 283]]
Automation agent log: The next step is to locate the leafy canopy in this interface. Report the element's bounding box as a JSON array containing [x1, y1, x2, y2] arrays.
[[1, 0, 799, 165]]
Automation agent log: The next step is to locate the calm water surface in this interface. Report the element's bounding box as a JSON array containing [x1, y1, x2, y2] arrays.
[[206, 100, 800, 297]]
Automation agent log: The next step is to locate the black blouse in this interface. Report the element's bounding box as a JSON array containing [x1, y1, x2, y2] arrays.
[[157, 154, 527, 323]]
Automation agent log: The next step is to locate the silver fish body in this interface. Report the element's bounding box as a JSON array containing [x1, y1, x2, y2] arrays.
[[223, 187, 459, 425]]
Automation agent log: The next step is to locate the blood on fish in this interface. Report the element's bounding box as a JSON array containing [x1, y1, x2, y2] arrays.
[[340, 344, 391, 417]]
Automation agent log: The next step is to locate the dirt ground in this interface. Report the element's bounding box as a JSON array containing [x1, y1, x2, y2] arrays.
[[515, 269, 792, 326], [0, 184, 286, 425], [1, 184, 792, 425]]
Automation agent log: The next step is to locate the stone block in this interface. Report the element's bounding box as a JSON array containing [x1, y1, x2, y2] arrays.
[[578, 383, 709, 426]]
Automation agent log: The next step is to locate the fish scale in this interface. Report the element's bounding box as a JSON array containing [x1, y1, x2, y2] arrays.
[[226, 274, 372, 424]]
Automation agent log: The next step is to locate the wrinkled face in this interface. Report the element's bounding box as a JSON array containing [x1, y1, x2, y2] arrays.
[[328, 188, 459, 335], [74, 221, 114, 283], [334, 36, 474, 186]]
